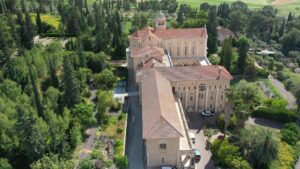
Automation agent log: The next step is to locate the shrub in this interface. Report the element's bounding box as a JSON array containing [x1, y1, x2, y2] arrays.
[[211, 139, 249, 168], [114, 155, 128, 169], [281, 123, 300, 145], [117, 128, 124, 134], [216, 114, 236, 131], [252, 99, 297, 123]]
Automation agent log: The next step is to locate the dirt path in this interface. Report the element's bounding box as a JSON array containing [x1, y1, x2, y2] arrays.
[[268, 75, 297, 109]]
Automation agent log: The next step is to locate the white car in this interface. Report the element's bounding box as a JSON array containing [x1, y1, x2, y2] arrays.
[[201, 110, 215, 116]]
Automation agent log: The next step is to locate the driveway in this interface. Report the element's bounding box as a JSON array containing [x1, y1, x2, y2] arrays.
[[186, 112, 215, 169], [268, 75, 297, 109], [247, 117, 283, 130], [125, 73, 144, 169]]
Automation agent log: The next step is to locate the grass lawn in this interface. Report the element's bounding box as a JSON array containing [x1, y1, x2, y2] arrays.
[[99, 113, 127, 156], [261, 79, 284, 99], [177, 0, 300, 16], [30, 13, 61, 29]]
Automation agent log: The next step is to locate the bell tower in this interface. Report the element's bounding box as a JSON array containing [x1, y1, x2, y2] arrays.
[[155, 11, 166, 30]]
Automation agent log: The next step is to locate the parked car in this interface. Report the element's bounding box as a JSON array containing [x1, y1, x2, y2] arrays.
[[201, 110, 215, 116], [189, 132, 196, 144], [194, 149, 201, 162]]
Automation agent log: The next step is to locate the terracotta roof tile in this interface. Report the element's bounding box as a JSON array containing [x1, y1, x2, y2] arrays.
[[129, 26, 207, 40], [153, 28, 207, 39], [141, 70, 184, 139], [140, 65, 233, 82], [131, 46, 165, 61]]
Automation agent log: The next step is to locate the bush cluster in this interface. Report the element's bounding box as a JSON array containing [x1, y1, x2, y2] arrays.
[[252, 106, 297, 123]]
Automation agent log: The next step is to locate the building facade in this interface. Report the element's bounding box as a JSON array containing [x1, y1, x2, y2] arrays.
[[127, 11, 233, 169]]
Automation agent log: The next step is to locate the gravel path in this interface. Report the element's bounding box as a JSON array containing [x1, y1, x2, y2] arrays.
[[268, 75, 297, 109]]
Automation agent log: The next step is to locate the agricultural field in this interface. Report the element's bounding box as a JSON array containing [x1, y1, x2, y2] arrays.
[[30, 13, 60, 28], [177, 0, 300, 16]]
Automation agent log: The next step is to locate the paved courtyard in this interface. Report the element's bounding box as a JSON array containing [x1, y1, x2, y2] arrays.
[[186, 112, 215, 169]]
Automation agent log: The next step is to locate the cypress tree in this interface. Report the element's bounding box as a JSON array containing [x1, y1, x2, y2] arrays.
[[62, 56, 81, 108], [279, 19, 285, 37], [237, 36, 250, 74], [36, 9, 43, 34], [287, 12, 293, 22], [21, 0, 26, 12], [28, 64, 45, 120], [221, 38, 233, 71], [207, 6, 218, 54], [76, 37, 86, 67]]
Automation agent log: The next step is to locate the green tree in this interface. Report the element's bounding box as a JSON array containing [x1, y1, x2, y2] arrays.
[[62, 56, 81, 108], [36, 9, 43, 34], [72, 103, 96, 127], [76, 37, 86, 67], [97, 90, 113, 123], [79, 158, 94, 169], [0, 158, 12, 169], [31, 154, 73, 169], [250, 129, 278, 168], [28, 64, 45, 119], [207, 5, 218, 54], [220, 38, 233, 71], [16, 107, 47, 163], [237, 36, 251, 74], [281, 122, 300, 145], [229, 10, 247, 33], [94, 69, 117, 90], [70, 121, 82, 148]]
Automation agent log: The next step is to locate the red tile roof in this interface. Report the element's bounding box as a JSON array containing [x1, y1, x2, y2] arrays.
[[131, 46, 165, 62], [137, 58, 164, 71], [141, 70, 184, 139], [140, 65, 233, 82], [129, 26, 207, 40]]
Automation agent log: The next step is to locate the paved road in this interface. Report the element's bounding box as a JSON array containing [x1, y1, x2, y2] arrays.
[[125, 73, 144, 169], [268, 75, 297, 109], [247, 117, 283, 130]]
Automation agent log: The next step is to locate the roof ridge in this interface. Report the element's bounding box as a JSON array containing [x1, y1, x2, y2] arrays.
[[160, 116, 184, 137]]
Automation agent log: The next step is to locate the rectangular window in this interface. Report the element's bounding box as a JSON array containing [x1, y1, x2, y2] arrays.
[[160, 144, 167, 150], [192, 47, 195, 56], [177, 47, 179, 56], [185, 47, 187, 56], [162, 158, 164, 163]]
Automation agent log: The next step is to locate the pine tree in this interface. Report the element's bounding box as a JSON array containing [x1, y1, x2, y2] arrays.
[[62, 56, 81, 108], [16, 107, 46, 162], [36, 9, 43, 34]]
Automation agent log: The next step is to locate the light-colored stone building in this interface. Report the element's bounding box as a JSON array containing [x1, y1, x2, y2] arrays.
[[127, 11, 233, 169]]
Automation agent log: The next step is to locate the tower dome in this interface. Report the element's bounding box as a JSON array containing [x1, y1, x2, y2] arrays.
[[155, 11, 166, 30]]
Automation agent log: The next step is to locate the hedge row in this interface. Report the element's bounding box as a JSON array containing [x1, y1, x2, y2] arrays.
[[252, 107, 297, 123]]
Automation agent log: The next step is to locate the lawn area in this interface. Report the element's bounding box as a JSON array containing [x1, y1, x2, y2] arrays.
[[99, 113, 127, 156], [30, 13, 60, 29], [177, 0, 300, 16], [260, 79, 283, 99]]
